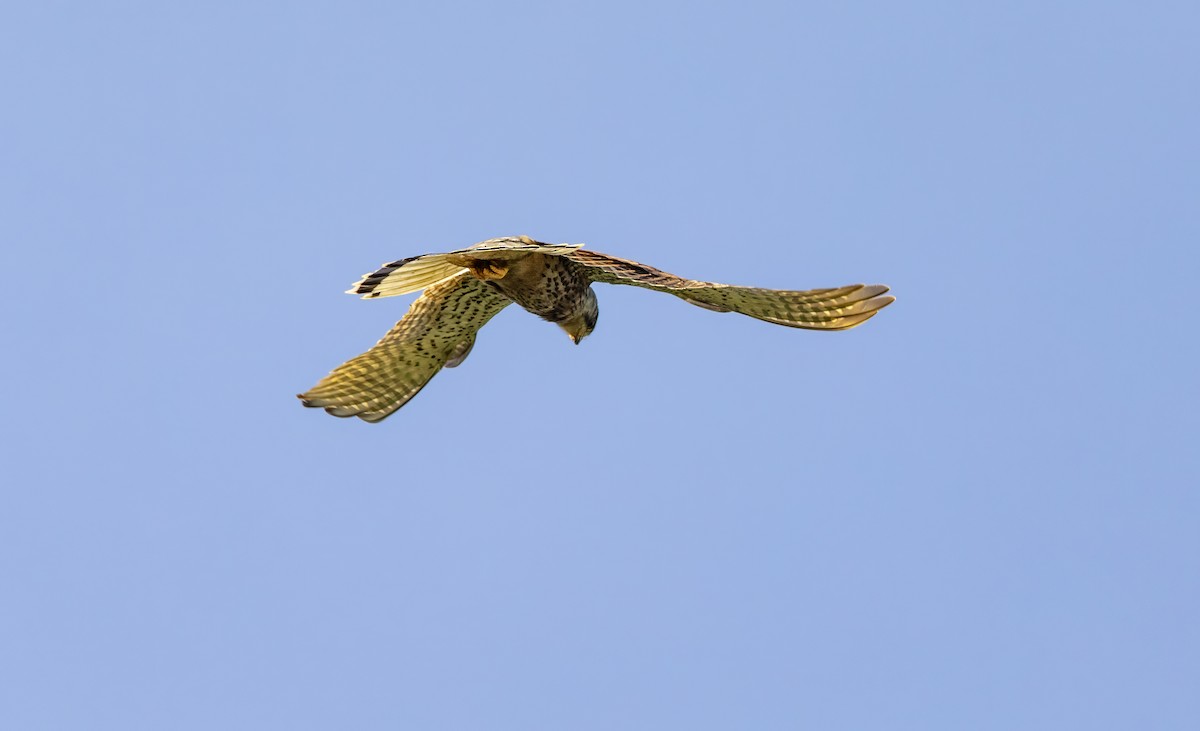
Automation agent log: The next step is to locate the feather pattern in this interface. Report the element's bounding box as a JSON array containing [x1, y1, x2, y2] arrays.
[[299, 273, 511, 422], [566, 249, 894, 330]]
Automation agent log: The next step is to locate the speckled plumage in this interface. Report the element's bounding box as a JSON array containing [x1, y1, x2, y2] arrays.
[[299, 236, 894, 422], [297, 273, 510, 422], [482, 252, 594, 323]]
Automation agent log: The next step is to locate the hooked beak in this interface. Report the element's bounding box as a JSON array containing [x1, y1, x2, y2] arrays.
[[561, 315, 592, 345]]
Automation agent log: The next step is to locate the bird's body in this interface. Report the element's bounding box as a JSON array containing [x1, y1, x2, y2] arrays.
[[478, 252, 595, 326], [299, 236, 894, 422]]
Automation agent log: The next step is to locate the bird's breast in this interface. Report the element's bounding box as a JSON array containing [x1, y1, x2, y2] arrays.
[[490, 255, 591, 323]]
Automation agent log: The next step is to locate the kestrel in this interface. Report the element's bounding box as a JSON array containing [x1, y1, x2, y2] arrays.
[[299, 236, 894, 422]]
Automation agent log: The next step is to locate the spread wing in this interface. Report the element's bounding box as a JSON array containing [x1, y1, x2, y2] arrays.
[[298, 273, 511, 422], [566, 249, 894, 330], [347, 236, 583, 299]]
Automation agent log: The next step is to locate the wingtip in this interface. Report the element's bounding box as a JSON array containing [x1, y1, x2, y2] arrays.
[[862, 291, 895, 309]]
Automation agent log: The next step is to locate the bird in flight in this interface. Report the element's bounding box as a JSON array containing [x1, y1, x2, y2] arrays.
[[299, 236, 894, 422]]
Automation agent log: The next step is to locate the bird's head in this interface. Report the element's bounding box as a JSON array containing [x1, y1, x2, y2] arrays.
[[559, 288, 599, 345]]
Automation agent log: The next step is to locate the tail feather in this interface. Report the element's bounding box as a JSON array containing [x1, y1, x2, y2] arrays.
[[347, 256, 466, 299], [347, 237, 584, 300]]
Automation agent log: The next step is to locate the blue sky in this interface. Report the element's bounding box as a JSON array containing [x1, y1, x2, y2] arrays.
[[2, 1, 1197, 728]]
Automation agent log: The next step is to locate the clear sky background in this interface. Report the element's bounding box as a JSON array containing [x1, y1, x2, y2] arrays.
[[2, 1, 1197, 729]]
